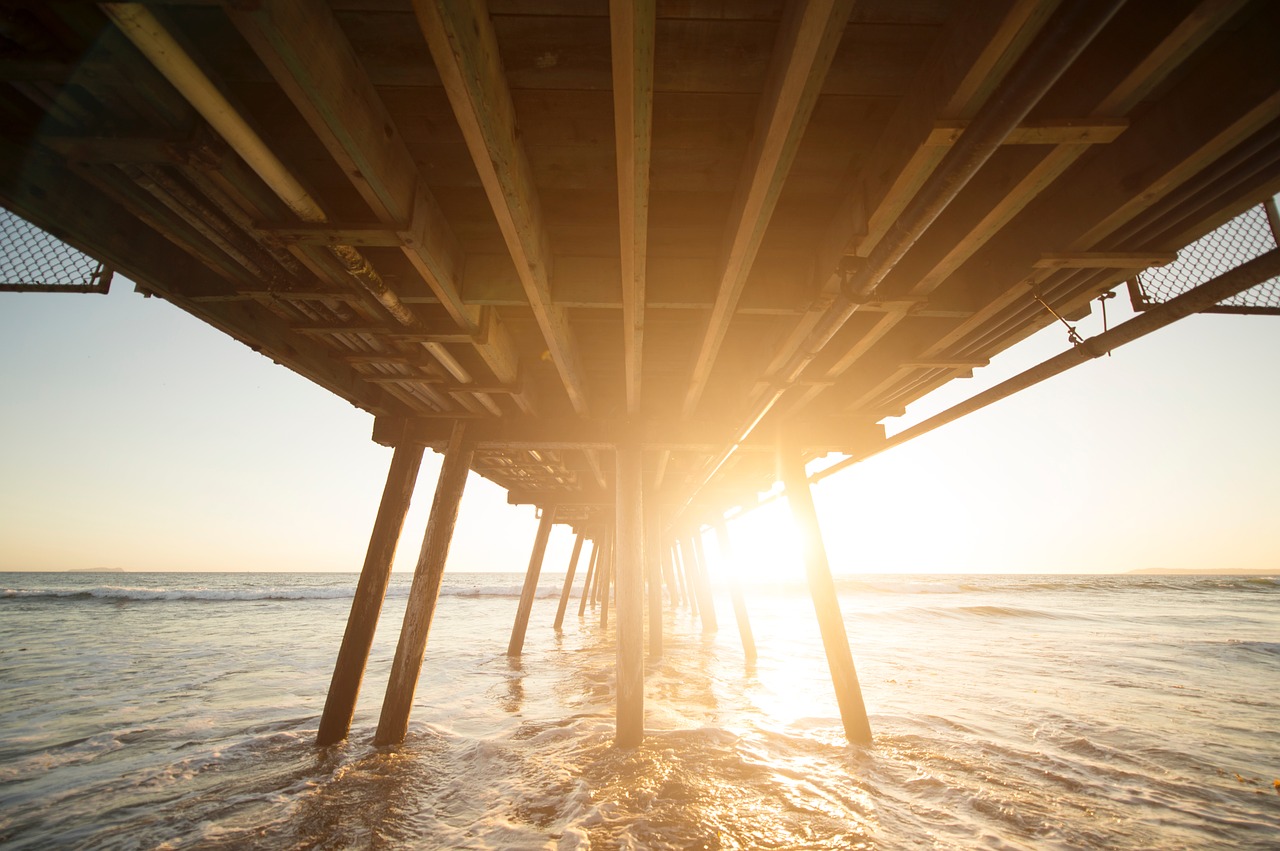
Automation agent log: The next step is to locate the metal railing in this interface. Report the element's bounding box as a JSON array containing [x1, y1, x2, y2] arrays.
[[0, 208, 112, 294], [1129, 199, 1280, 315]]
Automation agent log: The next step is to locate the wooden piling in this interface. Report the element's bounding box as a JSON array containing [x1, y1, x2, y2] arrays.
[[660, 542, 680, 608], [507, 506, 557, 657], [615, 442, 644, 746], [781, 452, 872, 746], [689, 533, 718, 632], [553, 531, 586, 631], [714, 519, 757, 664], [578, 539, 598, 618], [316, 442, 425, 746], [374, 423, 474, 746], [599, 528, 614, 629], [645, 508, 663, 659], [677, 542, 697, 616]]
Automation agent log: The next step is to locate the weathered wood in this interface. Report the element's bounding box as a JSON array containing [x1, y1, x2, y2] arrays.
[[781, 452, 872, 745], [578, 539, 599, 617], [610, 0, 655, 414], [660, 542, 681, 608], [374, 422, 475, 746], [645, 507, 664, 658], [317, 442, 425, 746], [687, 533, 718, 633], [614, 441, 645, 746], [599, 528, 615, 628], [415, 0, 590, 414], [714, 520, 757, 664], [553, 531, 586, 631], [507, 506, 558, 657], [682, 0, 856, 416]]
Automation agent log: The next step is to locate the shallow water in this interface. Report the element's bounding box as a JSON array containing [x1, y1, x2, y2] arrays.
[[1, 571, 1278, 849]]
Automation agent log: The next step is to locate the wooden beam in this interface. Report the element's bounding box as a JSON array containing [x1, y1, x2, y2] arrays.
[[646, 505, 663, 659], [611, 0, 655, 415], [507, 506, 557, 657], [923, 117, 1128, 146], [227, 0, 526, 397], [577, 539, 599, 618], [1034, 252, 1179, 269], [375, 422, 475, 746], [781, 452, 871, 745], [317, 442, 425, 746], [714, 520, 757, 664], [553, 531, 585, 631], [687, 533, 717, 633], [374, 415, 884, 455], [683, 0, 855, 416], [614, 440, 646, 746], [415, 0, 590, 414]]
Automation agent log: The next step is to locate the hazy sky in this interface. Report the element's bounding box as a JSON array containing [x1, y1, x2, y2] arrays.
[[1, 269, 1277, 576]]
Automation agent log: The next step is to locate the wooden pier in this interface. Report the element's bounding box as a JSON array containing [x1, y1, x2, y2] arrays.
[[3, 0, 1280, 748]]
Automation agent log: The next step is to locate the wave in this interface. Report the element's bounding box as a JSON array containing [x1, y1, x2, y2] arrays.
[[1, 582, 564, 604]]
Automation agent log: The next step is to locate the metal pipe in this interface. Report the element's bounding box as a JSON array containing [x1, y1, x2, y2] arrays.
[[673, 0, 1128, 520], [815, 246, 1280, 482], [101, 3, 418, 327]]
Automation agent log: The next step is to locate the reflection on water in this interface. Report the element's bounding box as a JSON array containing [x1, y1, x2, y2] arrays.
[[1, 572, 1278, 849]]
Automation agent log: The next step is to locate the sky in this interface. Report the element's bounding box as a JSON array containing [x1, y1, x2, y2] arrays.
[[1, 266, 1278, 577]]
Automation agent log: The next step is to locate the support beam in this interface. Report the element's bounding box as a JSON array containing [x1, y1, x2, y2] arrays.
[[687, 533, 718, 633], [507, 506, 557, 657], [610, 0, 654, 414], [660, 542, 680, 609], [615, 441, 645, 747], [781, 453, 872, 745], [646, 507, 664, 659], [714, 520, 757, 665], [374, 422, 475, 746], [317, 442, 425, 746], [683, 0, 855, 416], [553, 531, 585, 631], [599, 528, 615, 629], [578, 539, 599, 618], [415, 0, 589, 414]]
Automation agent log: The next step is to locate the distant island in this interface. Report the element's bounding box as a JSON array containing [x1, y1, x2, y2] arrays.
[[66, 568, 127, 573], [1127, 567, 1277, 576]]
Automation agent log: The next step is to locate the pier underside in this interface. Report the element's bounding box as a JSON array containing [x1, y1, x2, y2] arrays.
[[4, 0, 1280, 745]]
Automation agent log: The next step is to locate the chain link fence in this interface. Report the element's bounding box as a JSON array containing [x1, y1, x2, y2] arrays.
[[1129, 200, 1280, 315], [1, 208, 112, 293]]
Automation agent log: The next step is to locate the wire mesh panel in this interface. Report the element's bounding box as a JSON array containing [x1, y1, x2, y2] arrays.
[[1, 208, 112, 293], [1130, 201, 1280, 315]]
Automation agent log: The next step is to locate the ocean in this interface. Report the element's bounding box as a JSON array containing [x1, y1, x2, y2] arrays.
[[1, 570, 1277, 849]]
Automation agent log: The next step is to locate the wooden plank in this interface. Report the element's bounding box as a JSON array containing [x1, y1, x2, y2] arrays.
[[374, 415, 884, 454], [682, 0, 855, 416], [611, 0, 655, 414], [1033, 252, 1179, 269], [317, 442, 425, 746], [374, 422, 475, 746], [923, 117, 1128, 146], [416, 0, 590, 414]]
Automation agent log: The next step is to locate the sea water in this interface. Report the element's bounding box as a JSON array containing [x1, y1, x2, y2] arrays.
[[1, 571, 1277, 849]]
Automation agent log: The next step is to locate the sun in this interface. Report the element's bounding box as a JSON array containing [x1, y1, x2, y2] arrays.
[[704, 498, 808, 587]]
